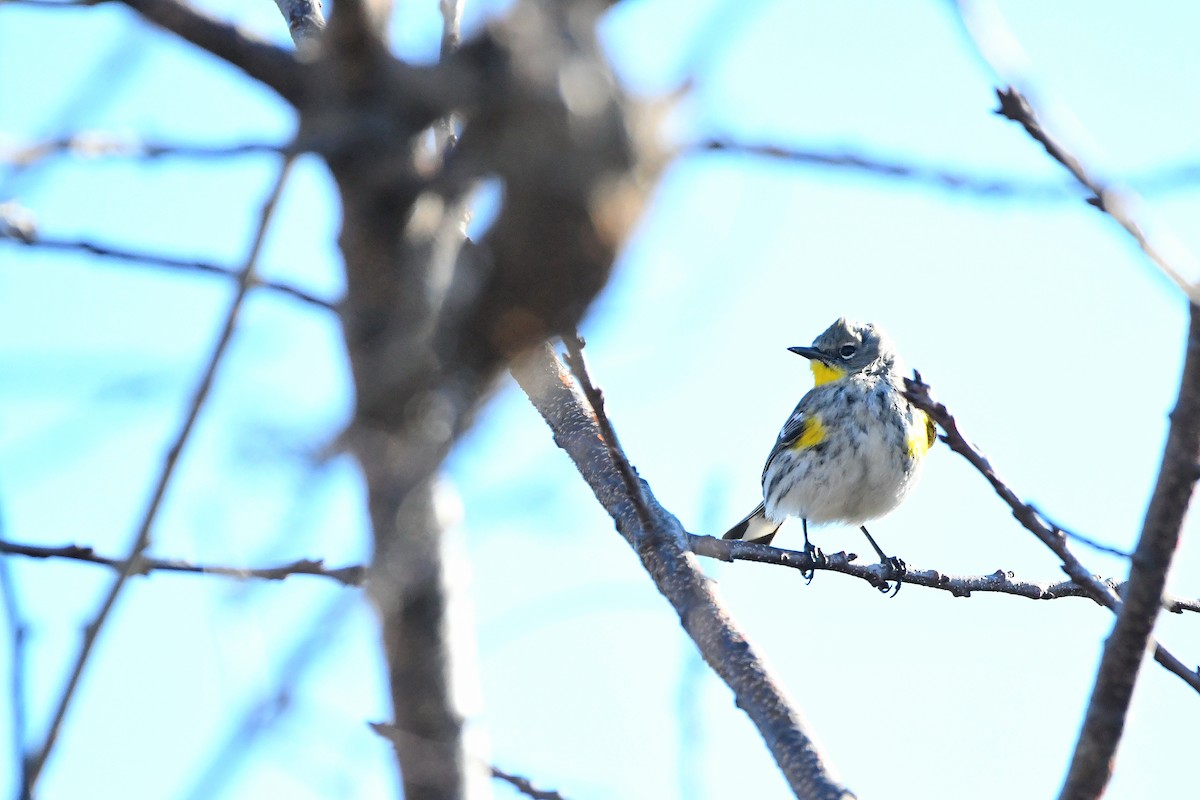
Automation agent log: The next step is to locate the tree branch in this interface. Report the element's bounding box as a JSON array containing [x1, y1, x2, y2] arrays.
[[1058, 305, 1200, 800], [0, 225, 336, 311], [109, 0, 308, 105], [490, 766, 567, 800], [0, 540, 364, 586], [698, 139, 1071, 198], [687, 535, 1200, 611], [271, 0, 325, 51], [24, 153, 297, 792], [514, 343, 854, 800], [903, 376, 1200, 699], [946, 0, 1200, 302], [991, 87, 1200, 304], [0, 135, 283, 167]]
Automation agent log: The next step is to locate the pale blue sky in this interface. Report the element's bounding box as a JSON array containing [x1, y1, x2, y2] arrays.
[[2, 1, 1199, 798]]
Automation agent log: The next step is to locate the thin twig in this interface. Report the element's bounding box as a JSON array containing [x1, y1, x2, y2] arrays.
[[1029, 505, 1131, 558], [947, 1, 1200, 302], [490, 766, 568, 800], [0, 136, 282, 167], [992, 87, 1200, 303], [0, 540, 364, 586], [0, 226, 336, 311], [687, 535, 1200, 612], [25, 153, 299, 791], [561, 334, 654, 531], [699, 139, 1071, 199], [902, 375, 1200, 696], [0, 550, 30, 799]]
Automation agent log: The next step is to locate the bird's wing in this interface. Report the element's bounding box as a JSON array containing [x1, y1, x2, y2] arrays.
[[762, 393, 818, 481]]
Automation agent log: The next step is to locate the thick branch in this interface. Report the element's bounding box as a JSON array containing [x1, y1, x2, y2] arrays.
[[514, 344, 854, 800], [1059, 305, 1200, 800]]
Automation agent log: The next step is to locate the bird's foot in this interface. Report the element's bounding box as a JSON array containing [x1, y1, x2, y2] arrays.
[[800, 543, 826, 585], [877, 556, 907, 597]]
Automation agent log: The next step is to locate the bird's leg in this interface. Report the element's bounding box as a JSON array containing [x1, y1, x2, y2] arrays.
[[800, 518, 825, 584], [860, 525, 906, 597]]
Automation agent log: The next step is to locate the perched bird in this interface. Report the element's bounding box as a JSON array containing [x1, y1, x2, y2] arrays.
[[722, 318, 935, 594]]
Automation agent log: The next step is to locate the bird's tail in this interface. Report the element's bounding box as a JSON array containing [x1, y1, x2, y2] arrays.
[[721, 502, 782, 545]]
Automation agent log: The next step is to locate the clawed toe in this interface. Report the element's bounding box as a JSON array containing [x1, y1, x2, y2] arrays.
[[800, 544, 826, 585], [877, 556, 907, 597]]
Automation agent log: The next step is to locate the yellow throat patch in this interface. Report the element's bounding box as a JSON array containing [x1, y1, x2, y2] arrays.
[[810, 361, 847, 386]]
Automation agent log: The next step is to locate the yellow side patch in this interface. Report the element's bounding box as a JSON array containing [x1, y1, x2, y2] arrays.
[[906, 410, 937, 459], [810, 361, 846, 386], [790, 416, 826, 450]]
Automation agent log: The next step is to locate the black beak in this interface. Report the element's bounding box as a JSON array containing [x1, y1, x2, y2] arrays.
[[788, 345, 830, 363]]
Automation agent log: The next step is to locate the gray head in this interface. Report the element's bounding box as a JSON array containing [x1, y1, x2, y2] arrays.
[[789, 318, 896, 379]]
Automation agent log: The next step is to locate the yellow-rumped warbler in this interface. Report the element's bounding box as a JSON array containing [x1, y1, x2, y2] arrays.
[[722, 318, 935, 593]]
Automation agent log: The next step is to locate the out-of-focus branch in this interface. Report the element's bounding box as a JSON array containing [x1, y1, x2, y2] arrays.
[[24, 154, 297, 793], [0, 225, 336, 311], [0, 523, 31, 800], [903, 376, 1200, 698], [699, 139, 1070, 198], [0, 540, 364, 586], [0, 135, 282, 167], [490, 766, 567, 800], [272, 0, 325, 50], [110, 0, 308, 104], [688, 534, 1200, 612], [514, 344, 854, 800], [1058, 305, 1200, 800]]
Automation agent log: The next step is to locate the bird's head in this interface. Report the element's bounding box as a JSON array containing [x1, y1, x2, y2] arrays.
[[789, 318, 896, 385]]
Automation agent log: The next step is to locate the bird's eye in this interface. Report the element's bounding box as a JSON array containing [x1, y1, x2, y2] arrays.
[[839, 344, 857, 360]]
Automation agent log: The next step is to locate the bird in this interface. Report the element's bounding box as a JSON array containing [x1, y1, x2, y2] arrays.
[[722, 318, 935, 594]]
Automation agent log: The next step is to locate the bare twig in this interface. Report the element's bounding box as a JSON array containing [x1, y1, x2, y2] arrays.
[[947, 1, 1200, 302], [0, 135, 282, 167], [699, 139, 1071, 199], [0, 540, 364, 586], [1058, 306, 1200, 800], [490, 766, 567, 800], [687, 535, 1200, 612], [992, 87, 1200, 303], [903, 375, 1200, 697], [25, 154, 298, 791], [113, 0, 307, 105], [0, 226, 335, 311], [0, 548, 30, 800], [514, 344, 854, 800], [561, 334, 652, 529]]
